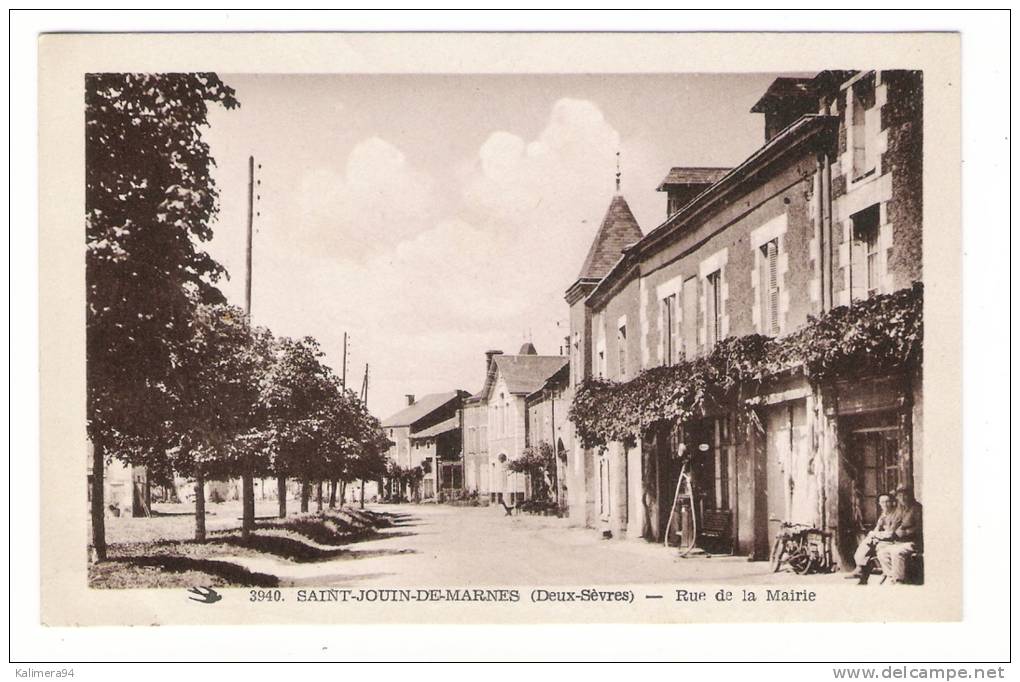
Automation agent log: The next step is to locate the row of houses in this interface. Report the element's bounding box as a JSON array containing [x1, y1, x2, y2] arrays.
[[382, 69, 924, 569]]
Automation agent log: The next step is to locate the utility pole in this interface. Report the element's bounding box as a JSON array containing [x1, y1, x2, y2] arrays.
[[241, 155, 257, 541], [360, 363, 369, 404], [359, 363, 369, 509], [341, 332, 349, 391], [245, 156, 254, 314]]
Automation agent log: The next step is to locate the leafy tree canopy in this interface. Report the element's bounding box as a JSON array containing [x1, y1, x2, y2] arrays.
[[86, 73, 239, 444]]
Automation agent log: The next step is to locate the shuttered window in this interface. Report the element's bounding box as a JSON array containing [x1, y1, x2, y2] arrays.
[[617, 324, 628, 377], [706, 270, 722, 349], [661, 294, 678, 365], [760, 239, 780, 335]]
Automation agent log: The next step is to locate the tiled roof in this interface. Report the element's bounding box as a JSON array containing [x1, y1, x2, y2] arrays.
[[492, 355, 569, 396], [381, 391, 463, 428], [576, 194, 643, 281], [410, 415, 460, 439], [750, 77, 816, 113], [656, 167, 731, 191], [526, 362, 570, 401]]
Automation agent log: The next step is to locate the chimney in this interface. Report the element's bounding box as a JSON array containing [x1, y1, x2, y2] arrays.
[[405, 394, 415, 406], [484, 350, 504, 376]]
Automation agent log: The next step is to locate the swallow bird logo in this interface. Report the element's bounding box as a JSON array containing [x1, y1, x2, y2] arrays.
[[187, 586, 222, 604]]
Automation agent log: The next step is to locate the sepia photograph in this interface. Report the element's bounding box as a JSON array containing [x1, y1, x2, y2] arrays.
[[27, 25, 1007, 667], [80, 68, 927, 595]]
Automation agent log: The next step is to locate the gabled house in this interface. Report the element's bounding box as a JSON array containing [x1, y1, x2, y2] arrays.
[[462, 343, 568, 504], [381, 390, 469, 500]]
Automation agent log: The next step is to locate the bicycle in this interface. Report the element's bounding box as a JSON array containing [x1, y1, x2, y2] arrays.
[[770, 521, 834, 575]]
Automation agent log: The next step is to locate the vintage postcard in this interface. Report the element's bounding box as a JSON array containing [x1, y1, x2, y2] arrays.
[[38, 31, 962, 626]]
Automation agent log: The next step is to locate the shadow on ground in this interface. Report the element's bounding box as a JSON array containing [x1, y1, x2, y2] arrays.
[[111, 555, 279, 587], [210, 534, 418, 563]]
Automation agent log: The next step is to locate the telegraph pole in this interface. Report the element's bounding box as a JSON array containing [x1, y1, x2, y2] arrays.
[[359, 363, 369, 509], [360, 363, 369, 404], [241, 155, 257, 540], [245, 156, 254, 313], [341, 332, 349, 391]]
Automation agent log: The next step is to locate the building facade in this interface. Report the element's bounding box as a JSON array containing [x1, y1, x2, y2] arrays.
[[566, 70, 923, 567], [461, 344, 568, 504], [524, 363, 573, 511], [381, 390, 468, 501]]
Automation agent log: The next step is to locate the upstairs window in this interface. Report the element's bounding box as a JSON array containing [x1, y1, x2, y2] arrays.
[[617, 324, 628, 377], [851, 204, 881, 301], [851, 74, 878, 181], [661, 294, 679, 365], [705, 270, 722, 349], [759, 239, 780, 336]]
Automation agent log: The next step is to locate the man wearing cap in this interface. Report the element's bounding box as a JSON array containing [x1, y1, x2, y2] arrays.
[[877, 485, 923, 584]]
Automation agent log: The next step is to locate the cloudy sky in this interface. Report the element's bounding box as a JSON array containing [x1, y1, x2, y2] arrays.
[[202, 73, 788, 420]]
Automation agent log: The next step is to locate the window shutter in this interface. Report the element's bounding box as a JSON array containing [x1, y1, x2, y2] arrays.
[[767, 240, 779, 334]]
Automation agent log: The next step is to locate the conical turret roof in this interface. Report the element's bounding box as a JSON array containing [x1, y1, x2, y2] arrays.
[[576, 194, 643, 281]]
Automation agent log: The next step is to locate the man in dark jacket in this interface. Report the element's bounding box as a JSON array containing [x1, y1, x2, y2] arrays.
[[877, 484, 923, 584]]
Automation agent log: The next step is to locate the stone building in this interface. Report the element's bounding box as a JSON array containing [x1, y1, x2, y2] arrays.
[[462, 344, 568, 504], [381, 390, 468, 501], [566, 70, 923, 567], [564, 186, 645, 528], [524, 362, 573, 511]]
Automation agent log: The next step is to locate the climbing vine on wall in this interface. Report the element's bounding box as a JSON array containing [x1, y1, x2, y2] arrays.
[[569, 283, 923, 449]]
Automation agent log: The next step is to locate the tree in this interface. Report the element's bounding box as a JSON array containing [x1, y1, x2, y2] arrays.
[[167, 304, 274, 541], [346, 406, 391, 509], [261, 336, 337, 517], [86, 73, 238, 560], [508, 441, 557, 501]]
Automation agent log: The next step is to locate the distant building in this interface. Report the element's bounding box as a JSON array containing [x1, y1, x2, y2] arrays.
[[86, 442, 151, 517], [381, 390, 469, 500], [461, 351, 501, 498], [463, 343, 568, 504], [524, 362, 573, 510]]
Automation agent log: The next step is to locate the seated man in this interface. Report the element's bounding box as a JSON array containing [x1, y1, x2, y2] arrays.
[[847, 493, 898, 583], [877, 484, 923, 584]]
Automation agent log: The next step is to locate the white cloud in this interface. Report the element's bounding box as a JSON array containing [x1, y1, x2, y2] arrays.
[[289, 136, 436, 259], [221, 98, 625, 419]]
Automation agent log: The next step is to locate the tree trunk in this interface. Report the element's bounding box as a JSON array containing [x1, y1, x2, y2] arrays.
[[360, 479, 366, 509], [195, 467, 207, 543], [328, 479, 337, 509], [316, 481, 324, 513], [339, 480, 347, 507], [241, 465, 255, 541], [300, 480, 310, 512], [90, 438, 107, 561], [277, 475, 287, 518]]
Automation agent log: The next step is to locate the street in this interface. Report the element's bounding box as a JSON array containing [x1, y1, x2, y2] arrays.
[[205, 504, 847, 588]]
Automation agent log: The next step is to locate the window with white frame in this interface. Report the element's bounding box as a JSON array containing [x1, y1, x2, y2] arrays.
[[705, 270, 723, 349], [759, 239, 781, 336], [850, 204, 882, 301], [617, 323, 627, 377], [661, 293, 679, 365], [851, 74, 878, 181]]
